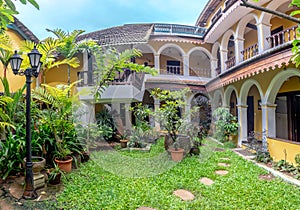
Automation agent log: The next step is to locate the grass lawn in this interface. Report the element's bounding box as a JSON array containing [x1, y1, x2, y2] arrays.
[[36, 138, 300, 209]]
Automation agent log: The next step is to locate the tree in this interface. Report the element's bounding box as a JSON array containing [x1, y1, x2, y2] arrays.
[[0, 0, 39, 30]]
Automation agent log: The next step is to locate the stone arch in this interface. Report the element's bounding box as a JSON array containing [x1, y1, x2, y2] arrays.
[[220, 29, 235, 51], [236, 13, 259, 39], [134, 43, 156, 54], [187, 46, 212, 59], [224, 85, 238, 107], [265, 68, 300, 104], [260, 0, 291, 24], [212, 42, 220, 59], [239, 79, 264, 105], [212, 89, 224, 108], [157, 43, 186, 56]]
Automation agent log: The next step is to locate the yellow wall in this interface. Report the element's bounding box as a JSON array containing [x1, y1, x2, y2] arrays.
[[268, 138, 300, 165], [278, 76, 300, 93], [0, 29, 27, 92], [44, 54, 84, 85]]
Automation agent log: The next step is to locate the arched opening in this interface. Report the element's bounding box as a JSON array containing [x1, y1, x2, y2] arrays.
[[229, 91, 238, 117], [134, 44, 155, 67], [191, 94, 211, 125], [246, 85, 262, 135], [274, 76, 300, 141], [159, 45, 184, 75], [189, 50, 211, 77]]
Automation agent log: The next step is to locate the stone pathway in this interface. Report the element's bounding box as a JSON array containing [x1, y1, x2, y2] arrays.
[[199, 177, 214, 186], [220, 157, 230, 161], [137, 207, 157, 210], [173, 189, 195, 201], [218, 163, 230, 167], [215, 170, 229, 175]]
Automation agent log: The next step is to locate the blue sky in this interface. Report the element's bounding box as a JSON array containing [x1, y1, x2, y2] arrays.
[[15, 0, 206, 40]]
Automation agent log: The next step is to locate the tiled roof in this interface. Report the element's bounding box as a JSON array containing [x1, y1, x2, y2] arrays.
[[10, 17, 39, 43], [78, 24, 154, 46]]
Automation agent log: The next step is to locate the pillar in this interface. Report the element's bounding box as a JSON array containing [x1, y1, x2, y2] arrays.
[[234, 36, 244, 64], [261, 103, 277, 152], [154, 54, 160, 74], [183, 55, 189, 76], [220, 48, 228, 73], [257, 22, 271, 52], [124, 103, 132, 130], [154, 97, 160, 131], [237, 104, 248, 146]]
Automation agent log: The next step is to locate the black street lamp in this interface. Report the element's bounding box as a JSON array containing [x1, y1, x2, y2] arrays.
[[9, 46, 42, 200]]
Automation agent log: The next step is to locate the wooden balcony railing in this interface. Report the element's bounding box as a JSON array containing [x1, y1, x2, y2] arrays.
[[241, 43, 259, 61], [225, 56, 236, 69], [266, 25, 298, 48]]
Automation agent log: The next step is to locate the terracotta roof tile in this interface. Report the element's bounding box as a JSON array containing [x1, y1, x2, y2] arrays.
[[12, 17, 39, 43], [78, 24, 153, 46]]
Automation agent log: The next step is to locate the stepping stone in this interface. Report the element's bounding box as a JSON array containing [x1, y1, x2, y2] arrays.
[[258, 173, 275, 181], [220, 157, 230, 161], [137, 207, 156, 210], [199, 177, 214, 186], [173, 189, 195, 201], [215, 170, 229, 175], [214, 148, 225, 152], [218, 163, 230, 167]]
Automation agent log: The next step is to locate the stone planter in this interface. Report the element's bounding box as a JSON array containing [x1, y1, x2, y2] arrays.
[[23, 156, 46, 174]]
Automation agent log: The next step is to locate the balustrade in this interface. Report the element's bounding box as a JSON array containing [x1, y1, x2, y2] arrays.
[[266, 25, 298, 48], [241, 43, 259, 61], [225, 56, 236, 69]]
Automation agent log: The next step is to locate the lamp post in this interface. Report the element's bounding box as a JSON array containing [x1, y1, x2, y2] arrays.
[[9, 46, 42, 200]]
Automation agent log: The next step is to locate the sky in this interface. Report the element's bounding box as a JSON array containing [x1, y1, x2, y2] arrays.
[[14, 0, 207, 40]]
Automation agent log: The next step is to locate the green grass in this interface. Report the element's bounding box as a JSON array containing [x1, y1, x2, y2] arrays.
[[51, 138, 300, 209]]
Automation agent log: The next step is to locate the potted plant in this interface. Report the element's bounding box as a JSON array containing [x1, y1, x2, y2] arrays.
[[23, 156, 46, 175], [213, 107, 239, 142], [54, 140, 73, 173], [117, 130, 130, 148], [151, 88, 190, 161], [47, 163, 65, 185]]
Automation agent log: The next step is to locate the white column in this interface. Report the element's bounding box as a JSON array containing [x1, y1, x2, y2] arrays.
[[124, 103, 132, 130], [257, 22, 271, 52], [183, 55, 189, 76], [261, 103, 277, 137], [154, 54, 160, 74], [237, 104, 248, 146], [75, 101, 95, 125], [184, 95, 191, 122], [211, 58, 218, 78], [220, 48, 228, 73], [234, 36, 244, 64], [154, 98, 160, 131]]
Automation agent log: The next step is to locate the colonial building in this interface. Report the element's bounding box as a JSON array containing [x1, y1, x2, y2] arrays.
[[51, 0, 298, 164]]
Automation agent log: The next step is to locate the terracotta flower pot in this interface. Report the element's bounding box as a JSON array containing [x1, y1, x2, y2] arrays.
[[120, 139, 129, 148], [168, 148, 185, 162], [55, 156, 73, 173]]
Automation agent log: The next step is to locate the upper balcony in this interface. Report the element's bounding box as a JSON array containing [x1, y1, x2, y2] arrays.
[[153, 23, 206, 38], [77, 69, 146, 102]]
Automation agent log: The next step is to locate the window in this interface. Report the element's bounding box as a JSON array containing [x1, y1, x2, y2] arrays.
[[166, 60, 181, 74]]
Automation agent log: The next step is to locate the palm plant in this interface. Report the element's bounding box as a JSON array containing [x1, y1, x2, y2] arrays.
[[21, 38, 81, 86], [46, 29, 99, 86]]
